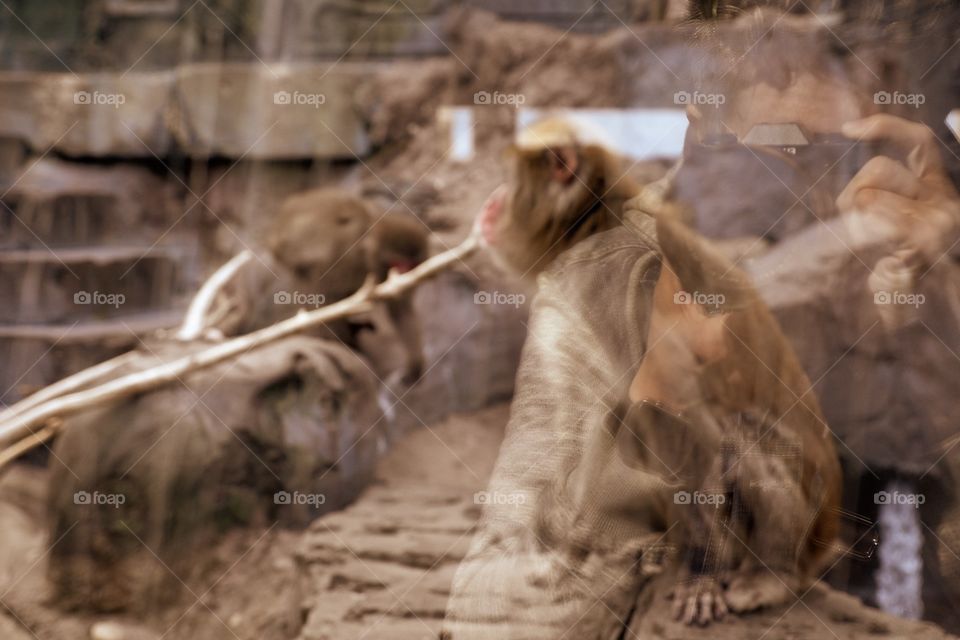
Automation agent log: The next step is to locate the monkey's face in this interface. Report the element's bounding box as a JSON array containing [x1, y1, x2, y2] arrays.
[[478, 145, 605, 277], [270, 198, 370, 282]]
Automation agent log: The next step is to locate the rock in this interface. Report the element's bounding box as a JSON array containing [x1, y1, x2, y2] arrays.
[[388, 268, 528, 434], [171, 63, 370, 159], [0, 64, 371, 159], [630, 571, 957, 639], [266, 0, 452, 59], [46, 336, 385, 612], [48, 72, 176, 157], [746, 217, 960, 475], [0, 71, 174, 157]]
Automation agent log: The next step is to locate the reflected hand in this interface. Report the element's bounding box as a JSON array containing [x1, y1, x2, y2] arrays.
[[837, 114, 960, 261]]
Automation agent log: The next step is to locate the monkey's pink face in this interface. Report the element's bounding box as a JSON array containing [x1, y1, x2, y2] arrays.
[[476, 185, 508, 246]]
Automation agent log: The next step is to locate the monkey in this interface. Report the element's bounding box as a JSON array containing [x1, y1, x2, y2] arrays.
[[203, 187, 429, 384], [266, 187, 374, 304], [42, 189, 431, 612], [443, 118, 841, 637], [476, 120, 638, 278]]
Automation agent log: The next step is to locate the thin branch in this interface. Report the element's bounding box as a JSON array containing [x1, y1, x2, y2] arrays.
[[176, 249, 254, 341], [0, 352, 140, 422], [0, 420, 59, 471]]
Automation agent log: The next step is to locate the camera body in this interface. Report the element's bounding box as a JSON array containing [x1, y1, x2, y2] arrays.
[[692, 122, 898, 188]]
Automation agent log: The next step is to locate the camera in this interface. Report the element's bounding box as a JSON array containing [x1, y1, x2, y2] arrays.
[[693, 122, 901, 191]]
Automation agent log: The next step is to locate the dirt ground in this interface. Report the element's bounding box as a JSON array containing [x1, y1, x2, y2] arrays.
[[0, 405, 508, 640], [1, 401, 956, 640]]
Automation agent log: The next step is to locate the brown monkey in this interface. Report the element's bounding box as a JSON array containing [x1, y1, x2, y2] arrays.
[[477, 121, 637, 278], [204, 188, 428, 383], [444, 118, 840, 636], [266, 187, 374, 303]]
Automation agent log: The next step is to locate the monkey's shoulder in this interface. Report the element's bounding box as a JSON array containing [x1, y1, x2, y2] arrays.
[[541, 213, 662, 286], [528, 218, 662, 368]]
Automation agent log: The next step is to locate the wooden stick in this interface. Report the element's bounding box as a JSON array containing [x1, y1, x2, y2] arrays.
[[0, 253, 256, 420], [176, 250, 254, 341], [0, 231, 480, 453], [0, 352, 140, 422], [0, 420, 60, 471], [0, 252, 256, 421]]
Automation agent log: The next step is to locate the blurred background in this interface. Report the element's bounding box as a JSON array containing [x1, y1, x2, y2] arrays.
[[0, 1, 958, 639]]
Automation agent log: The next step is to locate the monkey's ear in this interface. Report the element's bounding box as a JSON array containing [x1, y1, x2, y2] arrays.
[[548, 146, 578, 184]]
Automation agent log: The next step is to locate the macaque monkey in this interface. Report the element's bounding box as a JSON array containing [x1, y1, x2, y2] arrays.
[[477, 121, 637, 277], [207, 188, 428, 383], [450, 118, 841, 633]]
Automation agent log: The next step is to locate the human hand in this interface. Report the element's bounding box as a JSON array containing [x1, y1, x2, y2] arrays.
[[837, 114, 960, 261]]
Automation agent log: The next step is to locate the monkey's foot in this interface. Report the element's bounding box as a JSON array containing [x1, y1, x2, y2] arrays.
[[670, 575, 728, 626], [723, 570, 796, 613]]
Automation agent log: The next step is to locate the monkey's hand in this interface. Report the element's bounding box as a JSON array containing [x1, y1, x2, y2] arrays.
[[670, 573, 728, 626]]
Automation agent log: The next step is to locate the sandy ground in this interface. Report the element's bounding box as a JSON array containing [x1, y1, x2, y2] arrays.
[[0, 402, 955, 640], [0, 405, 508, 640]]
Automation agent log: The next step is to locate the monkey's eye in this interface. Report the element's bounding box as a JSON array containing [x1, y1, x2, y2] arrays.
[[336, 216, 351, 225]]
